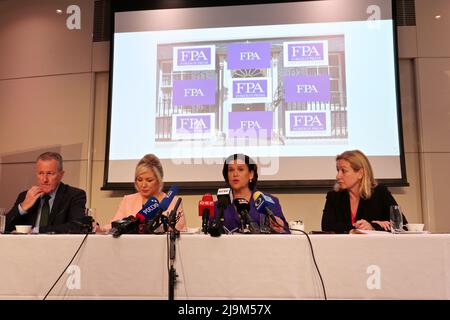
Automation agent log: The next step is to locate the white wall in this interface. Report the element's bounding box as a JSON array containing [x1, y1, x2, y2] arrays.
[[414, 0, 450, 232], [0, 0, 94, 212]]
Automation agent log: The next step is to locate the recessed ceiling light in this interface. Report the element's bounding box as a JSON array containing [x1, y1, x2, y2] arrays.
[[56, 9, 63, 14], [435, 15, 441, 19]]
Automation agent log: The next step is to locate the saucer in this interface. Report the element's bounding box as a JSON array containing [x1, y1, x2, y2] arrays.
[[397, 230, 429, 234], [10, 231, 34, 235]]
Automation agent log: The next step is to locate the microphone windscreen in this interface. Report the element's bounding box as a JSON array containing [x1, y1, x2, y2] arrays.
[[253, 192, 277, 221], [199, 193, 215, 217], [262, 193, 275, 204], [136, 197, 159, 221], [234, 198, 250, 215], [159, 185, 178, 211], [252, 191, 263, 208], [253, 191, 269, 214], [217, 188, 232, 208], [168, 197, 182, 227]]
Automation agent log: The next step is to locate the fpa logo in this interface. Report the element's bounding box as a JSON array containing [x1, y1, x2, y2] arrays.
[[283, 40, 328, 67], [173, 45, 216, 71], [285, 110, 331, 137], [230, 77, 272, 104], [284, 75, 330, 103], [227, 42, 271, 70], [172, 79, 216, 106], [228, 111, 273, 139], [172, 113, 216, 140]]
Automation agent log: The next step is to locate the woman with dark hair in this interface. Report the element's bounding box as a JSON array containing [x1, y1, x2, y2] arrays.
[[216, 153, 289, 233]]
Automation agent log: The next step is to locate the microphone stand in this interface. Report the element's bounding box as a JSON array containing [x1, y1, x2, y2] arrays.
[[168, 228, 179, 300], [239, 214, 246, 233], [201, 210, 209, 234], [260, 213, 271, 234], [209, 206, 224, 237], [167, 198, 182, 300], [161, 215, 169, 233]]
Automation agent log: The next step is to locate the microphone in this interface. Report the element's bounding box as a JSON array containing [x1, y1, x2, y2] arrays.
[[167, 197, 182, 231], [233, 198, 259, 234], [145, 185, 178, 233], [209, 188, 232, 237], [253, 191, 277, 223], [69, 215, 94, 234], [217, 187, 233, 208], [111, 215, 140, 238], [135, 197, 160, 222], [198, 194, 214, 234], [111, 197, 160, 236]]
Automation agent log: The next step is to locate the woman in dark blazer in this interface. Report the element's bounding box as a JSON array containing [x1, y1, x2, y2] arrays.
[[321, 150, 407, 234]]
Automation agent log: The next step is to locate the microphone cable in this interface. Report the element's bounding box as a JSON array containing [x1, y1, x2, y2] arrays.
[[42, 233, 89, 300], [166, 231, 170, 272], [290, 228, 327, 300]]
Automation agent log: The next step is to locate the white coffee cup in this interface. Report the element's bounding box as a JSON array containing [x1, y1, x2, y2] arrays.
[[406, 223, 424, 232], [289, 220, 304, 234], [15, 225, 33, 234]]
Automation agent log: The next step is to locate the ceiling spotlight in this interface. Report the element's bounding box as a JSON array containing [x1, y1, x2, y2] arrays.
[[56, 9, 63, 14], [435, 15, 441, 19]]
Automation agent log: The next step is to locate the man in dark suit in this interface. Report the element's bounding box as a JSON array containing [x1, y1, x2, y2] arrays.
[[5, 152, 86, 234]]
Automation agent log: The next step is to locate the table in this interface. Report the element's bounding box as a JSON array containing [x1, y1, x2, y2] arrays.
[[1, 233, 449, 299]]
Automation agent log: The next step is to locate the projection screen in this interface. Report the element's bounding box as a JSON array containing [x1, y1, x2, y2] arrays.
[[104, 0, 407, 190]]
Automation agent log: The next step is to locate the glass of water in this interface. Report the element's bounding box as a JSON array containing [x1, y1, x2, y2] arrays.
[[0, 208, 7, 234], [84, 208, 98, 233], [390, 205, 404, 233], [85, 208, 97, 219]]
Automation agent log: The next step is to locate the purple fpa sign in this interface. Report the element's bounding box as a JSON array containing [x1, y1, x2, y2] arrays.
[[283, 40, 328, 67], [173, 79, 216, 106], [231, 77, 271, 103], [284, 75, 330, 103], [228, 111, 273, 138], [290, 112, 326, 131], [233, 79, 267, 98], [227, 42, 271, 70], [173, 45, 215, 71], [176, 115, 211, 133], [177, 47, 211, 66], [172, 113, 215, 140], [288, 43, 324, 61], [285, 110, 331, 137]]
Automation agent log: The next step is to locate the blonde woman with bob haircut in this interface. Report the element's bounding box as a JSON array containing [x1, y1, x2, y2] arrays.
[[98, 154, 186, 233], [321, 150, 407, 234]]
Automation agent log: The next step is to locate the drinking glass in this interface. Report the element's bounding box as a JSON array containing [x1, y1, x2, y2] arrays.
[[85, 208, 97, 219], [259, 214, 271, 234], [0, 208, 7, 234], [84, 208, 99, 233], [390, 205, 404, 233], [85, 208, 98, 225]]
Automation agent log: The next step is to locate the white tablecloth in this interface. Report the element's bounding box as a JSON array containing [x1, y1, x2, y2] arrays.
[[1, 233, 449, 299]]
